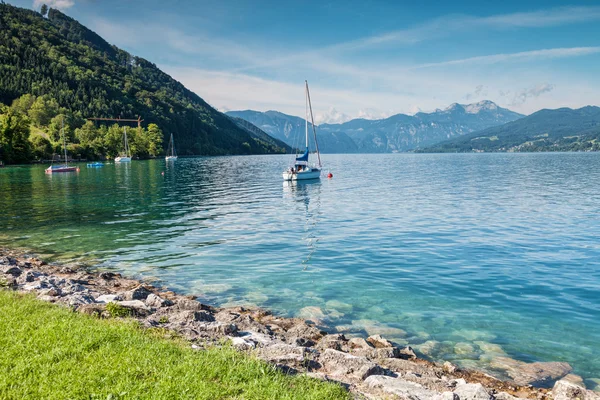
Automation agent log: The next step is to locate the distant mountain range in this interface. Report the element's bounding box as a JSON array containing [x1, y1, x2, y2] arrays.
[[227, 101, 524, 153], [419, 106, 600, 153]]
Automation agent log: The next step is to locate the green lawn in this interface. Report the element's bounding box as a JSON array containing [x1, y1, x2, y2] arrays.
[[0, 290, 349, 399]]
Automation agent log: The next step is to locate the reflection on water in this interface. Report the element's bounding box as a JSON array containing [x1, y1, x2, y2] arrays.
[[2, 153, 600, 383], [283, 180, 322, 270]]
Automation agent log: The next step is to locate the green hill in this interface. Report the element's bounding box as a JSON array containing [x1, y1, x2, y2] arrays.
[[419, 106, 600, 153], [0, 3, 288, 162]]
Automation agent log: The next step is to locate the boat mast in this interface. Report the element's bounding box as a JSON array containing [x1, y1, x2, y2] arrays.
[[123, 127, 128, 157], [62, 117, 68, 166], [305, 81, 322, 168], [305, 81, 309, 150]]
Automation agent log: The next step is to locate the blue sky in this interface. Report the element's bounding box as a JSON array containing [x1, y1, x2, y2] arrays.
[[13, 0, 600, 122]]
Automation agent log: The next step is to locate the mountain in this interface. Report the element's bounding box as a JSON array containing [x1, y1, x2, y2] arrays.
[[419, 106, 600, 153], [225, 110, 358, 153], [228, 101, 523, 153], [319, 100, 524, 152], [0, 4, 287, 156], [228, 117, 291, 153]]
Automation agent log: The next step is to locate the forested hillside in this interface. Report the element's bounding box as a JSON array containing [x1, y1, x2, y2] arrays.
[[0, 4, 287, 163]]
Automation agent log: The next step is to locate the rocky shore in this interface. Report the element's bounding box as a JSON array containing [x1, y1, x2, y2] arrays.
[[1, 248, 598, 400]]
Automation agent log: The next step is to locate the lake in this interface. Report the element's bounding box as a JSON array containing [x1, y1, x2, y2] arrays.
[[1, 153, 599, 384]]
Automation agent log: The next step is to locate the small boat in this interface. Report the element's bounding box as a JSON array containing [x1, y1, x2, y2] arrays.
[[46, 119, 79, 174], [283, 81, 323, 181], [115, 127, 132, 162], [165, 133, 178, 161], [87, 162, 104, 167]]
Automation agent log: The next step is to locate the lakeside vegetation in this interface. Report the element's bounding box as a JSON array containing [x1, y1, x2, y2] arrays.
[[0, 4, 288, 163], [0, 290, 349, 399], [0, 93, 164, 164]]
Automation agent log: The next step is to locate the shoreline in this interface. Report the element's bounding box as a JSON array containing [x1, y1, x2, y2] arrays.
[[1, 247, 597, 400]]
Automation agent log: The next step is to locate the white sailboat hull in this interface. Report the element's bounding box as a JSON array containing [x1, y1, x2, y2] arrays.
[[282, 168, 321, 181], [165, 156, 178, 161], [115, 157, 131, 162]]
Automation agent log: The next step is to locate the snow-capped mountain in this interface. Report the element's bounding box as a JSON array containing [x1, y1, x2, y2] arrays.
[[226, 101, 524, 153]]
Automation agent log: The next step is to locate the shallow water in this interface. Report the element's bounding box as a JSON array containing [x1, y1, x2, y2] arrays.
[[1, 153, 599, 383]]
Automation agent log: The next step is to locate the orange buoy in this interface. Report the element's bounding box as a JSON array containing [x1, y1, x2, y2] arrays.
[[327, 172, 333, 178]]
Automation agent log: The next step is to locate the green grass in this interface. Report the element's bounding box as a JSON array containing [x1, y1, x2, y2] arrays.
[[0, 290, 349, 399]]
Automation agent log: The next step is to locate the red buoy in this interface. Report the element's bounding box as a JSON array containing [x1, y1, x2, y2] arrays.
[[327, 172, 333, 178]]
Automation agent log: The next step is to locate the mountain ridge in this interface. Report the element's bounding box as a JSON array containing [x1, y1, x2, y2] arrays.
[[228, 100, 524, 153], [419, 105, 600, 153]]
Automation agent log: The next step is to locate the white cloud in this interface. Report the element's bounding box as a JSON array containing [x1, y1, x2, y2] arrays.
[[314, 107, 352, 125], [412, 47, 600, 69], [89, 18, 266, 66], [329, 6, 600, 52], [33, 0, 74, 10], [511, 83, 555, 105], [84, 5, 600, 120], [161, 66, 416, 120]]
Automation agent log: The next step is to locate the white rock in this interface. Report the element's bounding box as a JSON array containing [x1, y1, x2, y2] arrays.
[[494, 392, 519, 400], [553, 379, 600, 400], [365, 375, 440, 399], [433, 392, 459, 400], [117, 300, 150, 310], [95, 294, 122, 303], [320, 348, 383, 380], [453, 383, 491, 400], [229, 337, 256, 350]]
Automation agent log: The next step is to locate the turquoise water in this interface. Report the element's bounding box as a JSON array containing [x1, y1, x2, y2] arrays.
[[1, 154, 599, 384]]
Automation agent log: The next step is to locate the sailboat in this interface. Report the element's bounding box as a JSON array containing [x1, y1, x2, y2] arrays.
[[165, 133, 177, 161], [45, 119, 78, 173], [282, 81, 322, 181], [115, 127, 131, 162]]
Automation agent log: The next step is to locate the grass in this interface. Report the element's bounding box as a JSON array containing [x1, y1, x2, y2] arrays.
[[0, 290, 349, 399]]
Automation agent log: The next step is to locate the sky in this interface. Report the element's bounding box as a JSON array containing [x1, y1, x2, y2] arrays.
[[12, 0, 600, 123]]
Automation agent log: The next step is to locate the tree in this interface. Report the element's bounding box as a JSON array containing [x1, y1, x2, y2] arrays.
[[145, 123, 163, 156], [0, 108, 32, 164], [11, 94, 36, 114], [40, 4, 48, 17], [28, 96, 59, 127], [30, 134, 52, 160]]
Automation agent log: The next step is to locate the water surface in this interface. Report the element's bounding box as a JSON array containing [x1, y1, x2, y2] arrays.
[[1, 153, 599, 384]]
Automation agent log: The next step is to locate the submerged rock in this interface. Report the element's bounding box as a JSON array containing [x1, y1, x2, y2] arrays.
[[490, 356, 572, 387], [352, 319, 407, 338], [454, 342, 477, 355], [298, 306, 325, 322]]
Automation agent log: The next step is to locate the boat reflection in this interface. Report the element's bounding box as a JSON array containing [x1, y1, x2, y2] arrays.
[[283, 180, 322, 270]]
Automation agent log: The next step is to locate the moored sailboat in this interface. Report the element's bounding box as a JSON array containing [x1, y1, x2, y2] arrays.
[[45, 119, 78, 174], [115, 127, 131, 162], [282, 81, 322, 181], [165, 133, 177, 161]]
